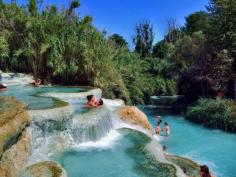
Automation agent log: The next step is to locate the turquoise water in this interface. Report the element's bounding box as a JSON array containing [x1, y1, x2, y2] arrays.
[[52, 129, 176, 177], [141, 106, 236, 177], [0, 85, 85, 109], [2, 83, 236, 177], [53, 130, 139, 177]]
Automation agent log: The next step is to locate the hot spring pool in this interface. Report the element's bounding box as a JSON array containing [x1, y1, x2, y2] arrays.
[[51, 129, 177, 177], [2, 82, 236, 177], [0, 85, 86, 109], [141, 106, 236, 177]]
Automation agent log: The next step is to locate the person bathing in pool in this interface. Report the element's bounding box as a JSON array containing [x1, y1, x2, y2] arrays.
[[86, 95, 103, 107], [86, 95, 97, 107], [164, 122, 170, 136], [96, 99, 103, 106], [155, 121, 161, 135]]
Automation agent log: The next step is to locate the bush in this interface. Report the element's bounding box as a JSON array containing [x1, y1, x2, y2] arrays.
[[185, 99, 236, 132]]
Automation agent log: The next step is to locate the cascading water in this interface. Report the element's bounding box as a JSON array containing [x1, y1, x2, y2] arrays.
[[70, 108, 113, 143], [28, 106, 114, 164]]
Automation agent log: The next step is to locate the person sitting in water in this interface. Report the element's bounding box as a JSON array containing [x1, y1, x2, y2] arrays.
[[164, 122, 170, 136], [86, 95, 98, 107], [96, 99, 104, 106], [0, 83, 7, 91], [155, 121, 161, 135], [34, 79, 42, 87], [200, 165, 215, 177]]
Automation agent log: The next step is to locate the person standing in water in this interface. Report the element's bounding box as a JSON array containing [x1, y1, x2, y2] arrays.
[[155, 122, 161, 135], [164, 122, 170, 136]]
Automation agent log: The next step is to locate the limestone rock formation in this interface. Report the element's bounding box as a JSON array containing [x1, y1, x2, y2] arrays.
[[29, 105, 73, 122], [0, 129, 31, 177], [116, 106, 152, 131], [166, 155, 200, 177], [0, 96, 31, 156], [0, 96, 31, 177], [19, 161, 67, 177]]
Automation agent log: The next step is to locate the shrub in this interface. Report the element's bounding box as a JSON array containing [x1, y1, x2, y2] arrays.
[[185, 99, 236, 132]]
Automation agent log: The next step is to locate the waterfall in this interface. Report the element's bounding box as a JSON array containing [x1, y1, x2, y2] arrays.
[[28, 106, 114, 164], [69, 108, 113, 143]]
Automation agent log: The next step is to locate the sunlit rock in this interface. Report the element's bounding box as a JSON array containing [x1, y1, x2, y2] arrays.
[[115, 106, 152, 132], [0, 96, 31, 156], [19, 161, 67, 177], [0, 129, 31, 177]]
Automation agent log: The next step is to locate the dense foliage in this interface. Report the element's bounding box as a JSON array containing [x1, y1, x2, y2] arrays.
[[0, 0, 235, 105], [186, 99, 236, 132]]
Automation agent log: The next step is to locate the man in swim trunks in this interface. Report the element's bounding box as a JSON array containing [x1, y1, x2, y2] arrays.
[[164, 122, 170, 136]]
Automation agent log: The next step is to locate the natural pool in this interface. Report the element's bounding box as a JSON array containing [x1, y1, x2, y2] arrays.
[[141, 106, 236, 177], [0, 85, 85, 109], [1, 82, 236, 177]]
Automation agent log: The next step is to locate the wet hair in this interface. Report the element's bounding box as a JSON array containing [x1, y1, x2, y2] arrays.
[[200, 165, 211, 177], [157, 121, 161, 126], [164, 122, 168, 126], [87, 95, 94, 101], [98, 99, 103, 106]]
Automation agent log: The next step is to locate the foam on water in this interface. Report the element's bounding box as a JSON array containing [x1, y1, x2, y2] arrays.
[[70, 129, 121, 150]]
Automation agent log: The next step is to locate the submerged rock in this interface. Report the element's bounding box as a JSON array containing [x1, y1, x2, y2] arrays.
[[0, 96, 31, 156], [19, 161, 67, 177], [166, 155, 200, 177], [116, 106, 152, 132]]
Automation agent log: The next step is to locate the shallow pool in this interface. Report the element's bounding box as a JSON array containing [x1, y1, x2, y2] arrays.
[[141, 106, 236, 177], [0, 85, 85, 109], [52, 129, 176, 177]]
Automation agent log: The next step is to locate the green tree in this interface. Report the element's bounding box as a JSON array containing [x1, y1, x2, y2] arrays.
[[185, 11, 211, 35], [207, 0, 236, 68], [109, 34, 128, 49], [152, 41, 173, 59], [164, 18, 182, 43], [28, 0, 38, 16], [133, 20, 154, 58], [174, 31, 206, 66], [0, 36, 9, 69]]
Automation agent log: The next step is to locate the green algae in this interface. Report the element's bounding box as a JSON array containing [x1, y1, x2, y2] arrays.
[[166, 155, 200, 177], [123, 129, 177, 177]]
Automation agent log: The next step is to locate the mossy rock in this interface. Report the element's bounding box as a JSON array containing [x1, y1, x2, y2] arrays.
[[166, 155, 199, 177], [19, 161, 67, 177]]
